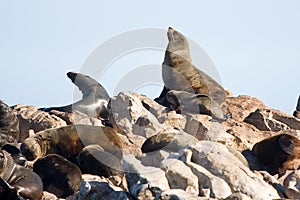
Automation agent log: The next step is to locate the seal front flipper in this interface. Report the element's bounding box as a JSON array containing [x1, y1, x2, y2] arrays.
[[279, 134, 294, 155]]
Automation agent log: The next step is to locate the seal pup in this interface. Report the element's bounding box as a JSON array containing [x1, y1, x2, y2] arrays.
[[156, 27, 226, 106], [0, 150, 43, 200], [42, 72, 110, 119], [0, 100, 19, 148], [166, 90, 225, 120], [252, 134, 300, 174], [33, 154, 82, 198], [20, 124, 123, 161]]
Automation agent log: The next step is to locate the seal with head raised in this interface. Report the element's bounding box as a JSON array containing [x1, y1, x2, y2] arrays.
[[0, 100, 19, 148], [20, 124, 123, 161], [42, 72, 110, 119], [0, 150, 43, 200], [156, 27, 226, 107], [252, 133, 300, 174]]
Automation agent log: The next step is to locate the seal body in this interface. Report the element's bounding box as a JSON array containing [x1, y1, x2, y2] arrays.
[[20, 124, 123, 161], [33, 154, 82, 198], [0, 150, 43, 200], [0, 100, 19, 148], [42, 72, 110, 119], [252, 134, 300, 174], [166, 90, 224, 120], [78, 144, 124, 178], [160, 27, 226, 105]]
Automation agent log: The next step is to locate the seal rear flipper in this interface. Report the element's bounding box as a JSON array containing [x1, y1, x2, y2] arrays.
[[279, 134, 295, 155]]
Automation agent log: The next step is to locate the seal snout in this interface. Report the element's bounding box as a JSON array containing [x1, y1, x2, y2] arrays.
[[167, 27, 175, 41]]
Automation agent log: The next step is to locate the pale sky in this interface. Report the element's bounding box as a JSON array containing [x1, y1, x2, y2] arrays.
[[0, 1, 299, 114]]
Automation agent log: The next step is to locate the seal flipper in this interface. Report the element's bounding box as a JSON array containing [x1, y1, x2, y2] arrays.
[[279, 135, 295, 155], [0, 178, 24, 200]]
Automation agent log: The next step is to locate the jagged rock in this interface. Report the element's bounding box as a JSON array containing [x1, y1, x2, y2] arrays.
[[12, 105, 67, 142], [180, 149, 232, 199], [141, 150, 171, 168], [189, 141, 280, 200], [244, 108, 300, 131], [118, 133, 145, 156], [155, 189, 213, 200], [141, 129, 198, 153], [283, 170, 300, 199], [108, 92, 162, 137], [224, 192, 252, 200], [161, 158, 199, 196], [184, 114, 235, 146], [225, 95, 268, 122], [163, 111, 186, 130], [123, 154, 170, 199], [76, 181, 113, 200]]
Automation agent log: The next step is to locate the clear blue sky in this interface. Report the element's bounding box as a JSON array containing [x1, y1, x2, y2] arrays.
[[0, 1, 299, 114]]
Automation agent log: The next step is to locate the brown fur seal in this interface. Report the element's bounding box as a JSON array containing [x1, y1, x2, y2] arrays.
[[20, 124, 123, 161], [33, 154, 82, 198], [159, 27, 226, 105], [0, 100, 19, 148], [166, 90, 224, 120], [0, 150, 43, 200], [78, 144, 124, 178], [42, 72, 110, 119], [252, 134, 300, 174]]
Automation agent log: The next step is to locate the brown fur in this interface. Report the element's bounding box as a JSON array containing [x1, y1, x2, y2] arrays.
[[20, 124, 123, 161], [252, 134, 300, 174]]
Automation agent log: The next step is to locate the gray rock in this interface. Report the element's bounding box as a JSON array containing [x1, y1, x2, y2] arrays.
[[108, 92, 162, 137], [155, 189, 212, 200], [161, 158, 199, 196], [123, 154, 170, 199], [181, 149, 232, 199], [141, 150, 171, 168], [189, 141, 280, 200]]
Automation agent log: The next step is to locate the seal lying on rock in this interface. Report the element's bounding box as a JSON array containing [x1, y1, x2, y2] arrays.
[[157, 27, 226, 106], [0, 150, 43, 200], [0, 100, 19, 148], [78, 144, 124, 178], [42, 72, 110, 119], [252, 134, 300, 174], [166, 90, 225, 120], [20, 124, 123, 161], [33, 154, 82, 198]]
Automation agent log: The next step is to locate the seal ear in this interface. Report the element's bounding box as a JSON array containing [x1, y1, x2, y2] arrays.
[[279, 134, 294, 155]]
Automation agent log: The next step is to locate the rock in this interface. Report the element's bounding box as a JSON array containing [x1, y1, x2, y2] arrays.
[[141, 129, 198, 153], [184, 114, 235, 145], [141, 150, 170, 168], [244, 109, 300, 131], [12, 105, 67, 142], [123, 154, 170, 199], [163, 111, 186, 130], [0, 100, 19, 147], [40, 191, 58, 200], [108, 92, 162, 136], [189, 141, 280, 200], [76, 181, 113, 200], [283, 170, 300, 199], [155, 189, 212, 200], [161, 158, 199, 196], [225, 95, 268, 122], [181, 149, 232, 199], [224, 192, 252, 200]]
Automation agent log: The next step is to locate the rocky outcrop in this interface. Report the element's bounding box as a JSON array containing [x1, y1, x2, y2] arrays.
[[3, 93, 300, 199]]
